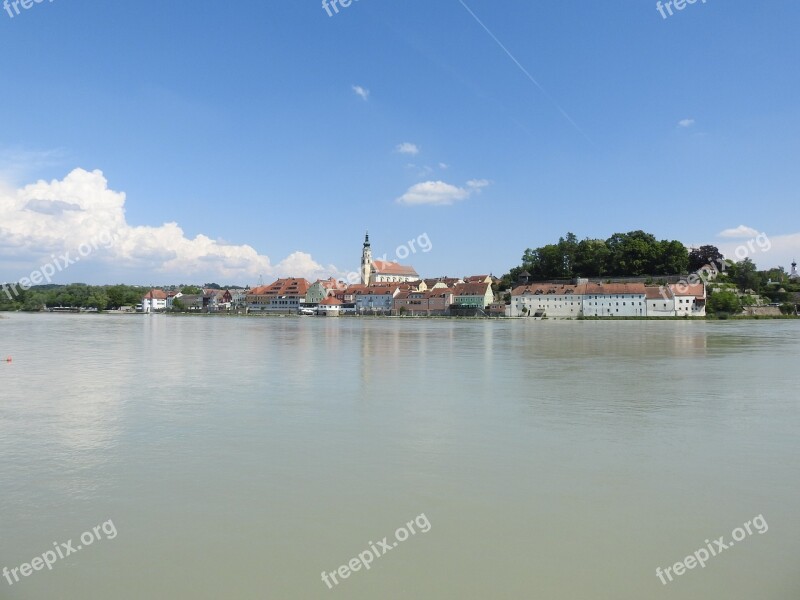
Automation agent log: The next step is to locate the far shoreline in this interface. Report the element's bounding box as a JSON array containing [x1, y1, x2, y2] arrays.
[[2, 311, 798, 322]]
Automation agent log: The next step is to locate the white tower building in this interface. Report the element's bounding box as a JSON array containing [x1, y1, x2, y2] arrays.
[[361, 232, 373, 285]]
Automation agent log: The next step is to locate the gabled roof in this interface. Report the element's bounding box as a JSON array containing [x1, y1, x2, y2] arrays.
[[424, 288, 454, 299], [145, 289, 168, 300], [248, 278, 310, 297], [464, 275, 490, 283], [372, 260, 418, 276], [583, 282, 646, 295], [669, 283, 705, 299], [454, 282, 492, 295], [645, 286, 671, 300], [320, 296, 343, 306], [356, 285, 400, 296], [510, 283, 587, 297], [314, 277, 342, 291]]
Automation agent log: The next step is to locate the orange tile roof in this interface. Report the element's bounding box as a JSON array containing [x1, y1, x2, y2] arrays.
[[583, 282, 646, 295], [511, 283, 587, 296], [248, 278, 310, 297], [424, 288, 454, 299], [146, 289, 168, 300], [357, 286, 399, 295], [669, 283, 705, 298], [645, 286, 671, 300], [372, 260, 418, 276], [454, 282, 492, 295], [320, 296, 343, 306]]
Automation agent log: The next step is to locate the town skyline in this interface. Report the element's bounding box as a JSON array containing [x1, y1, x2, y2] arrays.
[[2, 2, 799, 285]]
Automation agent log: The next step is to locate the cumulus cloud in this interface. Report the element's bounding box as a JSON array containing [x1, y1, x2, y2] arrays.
[[466, 179, 489, 190], [396, 142, 420, 156], [718, 225, 760, 239], [396, 179, 490, 206], [678, 118, 695, 128], [0, 169, 339, 283], [352, 85, 370, 101], [716, 231, 800, 270]]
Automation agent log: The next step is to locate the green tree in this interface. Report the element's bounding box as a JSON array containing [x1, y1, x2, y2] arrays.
[[731, 258, 759, 292], [86, 289, 109, 310], [574, 239, 611, 277], [707, 289, 742, 315], [688, 245, 724, 272]]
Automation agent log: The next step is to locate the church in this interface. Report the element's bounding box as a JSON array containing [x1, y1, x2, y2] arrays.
[[360, 232, 420, 285]]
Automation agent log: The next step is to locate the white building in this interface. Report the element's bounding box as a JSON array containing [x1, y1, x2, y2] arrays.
[[581, 282, 646, 318], [142, 289, 168, 313], [670, 282, 706, 316], [509, 280, 703, 318], [510, 283, 585, 318], [645, 286, 675, 317], [360, 233, 419, 284], [354, 285, 400, 314]]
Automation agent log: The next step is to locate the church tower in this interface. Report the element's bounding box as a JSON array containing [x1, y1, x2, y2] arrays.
[[791, 260, 799, 280], [361, 232, 373, 285]]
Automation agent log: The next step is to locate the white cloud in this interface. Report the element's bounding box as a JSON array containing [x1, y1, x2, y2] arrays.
[[716, 231, 800, 270], [0, 169, 339, 284], [438, 162, 449, 170], [678, 118, 695, 128], [352, 85, 370, 101], [466, 179, 489, 190], [396, 142, 420, 156], [396, 179, 490, 206], [717, 225, 760, 239]]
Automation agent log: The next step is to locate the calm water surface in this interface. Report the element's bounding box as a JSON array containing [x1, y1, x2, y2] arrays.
[[1, 313, 799, 599]]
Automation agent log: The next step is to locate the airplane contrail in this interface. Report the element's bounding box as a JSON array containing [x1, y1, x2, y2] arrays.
[[458, 0, 594, 145]]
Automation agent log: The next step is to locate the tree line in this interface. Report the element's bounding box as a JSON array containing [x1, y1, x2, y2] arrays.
[[0, 284, 148, 311], [500, 230, 691, 287]]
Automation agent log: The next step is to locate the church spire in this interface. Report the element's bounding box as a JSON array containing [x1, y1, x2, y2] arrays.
[[361, 231, 373, 285]]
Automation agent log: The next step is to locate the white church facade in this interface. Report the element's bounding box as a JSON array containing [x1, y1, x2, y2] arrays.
[[360, 233, 420, 285]]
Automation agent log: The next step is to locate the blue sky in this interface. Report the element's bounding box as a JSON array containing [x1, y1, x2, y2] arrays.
[[1, 0, 799, 285]]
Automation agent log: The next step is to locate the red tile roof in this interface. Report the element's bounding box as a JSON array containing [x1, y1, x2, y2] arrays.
[[454, 282, 492, 295], [645, 286, 671, 300], [669, 283, 705, 298], [372, 260, 418, 276], [511, 283, 587, 296], [583, 282, 647, 295], [248, 278, 310, 298]]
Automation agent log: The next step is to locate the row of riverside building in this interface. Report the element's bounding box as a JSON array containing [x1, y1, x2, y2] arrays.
[[508, 278, 706, 318], [244, 275, 499, 316], [139, 233, 707, 317]]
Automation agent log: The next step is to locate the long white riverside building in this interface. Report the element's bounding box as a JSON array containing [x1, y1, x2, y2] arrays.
[[509, 280, 706, 318]]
